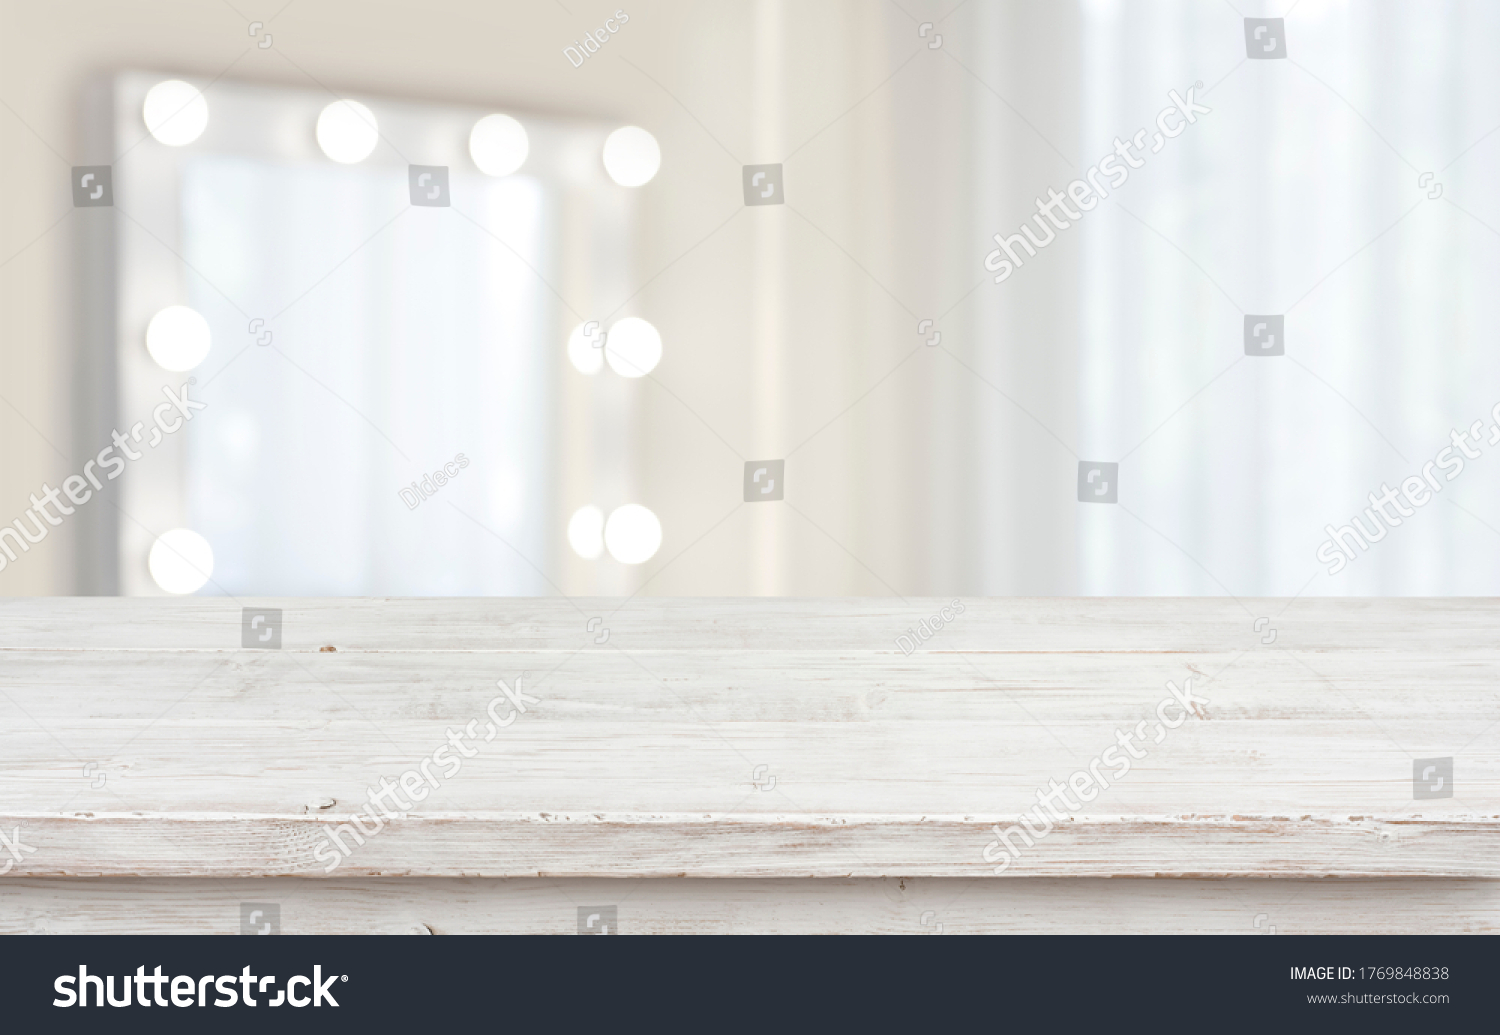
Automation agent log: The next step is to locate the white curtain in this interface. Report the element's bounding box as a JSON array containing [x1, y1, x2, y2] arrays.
[[1075, 0, 1500, 596]]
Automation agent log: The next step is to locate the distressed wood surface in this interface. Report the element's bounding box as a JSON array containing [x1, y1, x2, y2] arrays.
[[0, 598, 1495, 878], [3, 877, 1497, 935]]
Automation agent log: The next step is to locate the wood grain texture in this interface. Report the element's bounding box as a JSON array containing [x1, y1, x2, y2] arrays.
[[0, 598, 1495, 878], [2, 815, 1498, 879], [3, 877, 1497, 935]]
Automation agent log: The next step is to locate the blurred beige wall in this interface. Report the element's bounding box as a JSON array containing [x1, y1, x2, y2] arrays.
[[0, 0, 1080, 596]]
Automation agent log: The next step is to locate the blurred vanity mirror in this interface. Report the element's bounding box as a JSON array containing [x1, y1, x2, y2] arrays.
[[81, 73, 645, 596], [43, 3, 1500, 600]]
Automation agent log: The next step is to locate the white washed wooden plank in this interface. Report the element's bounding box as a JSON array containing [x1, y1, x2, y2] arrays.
[[3, 597, 1500, 651], [2, 877, 1497, 935], [0, 598, 1495, 877], [0, 719, 1489, 814], [0, 651, 1491, 814], [0, 814, 1495, 878]]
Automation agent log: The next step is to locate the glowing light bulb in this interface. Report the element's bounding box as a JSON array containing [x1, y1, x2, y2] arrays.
[[470, 114, 529, 176], [604, 504, 661, 564], [568, 505, 605, 559], [317, 99, 379, 163], [604, 317, 661, 377], [567, 322, 606, 374], [602, 126, 660, 186], [145, 306, 212, 371], [148, 529, 214, 594], [143, 80, 208, 146]]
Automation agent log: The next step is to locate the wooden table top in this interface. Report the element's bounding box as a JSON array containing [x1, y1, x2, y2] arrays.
[[0, 597, 1494, 877]]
